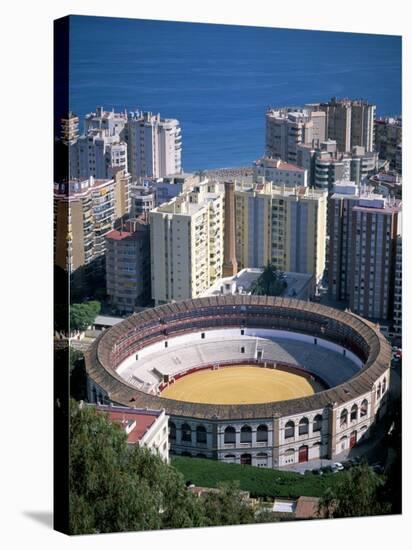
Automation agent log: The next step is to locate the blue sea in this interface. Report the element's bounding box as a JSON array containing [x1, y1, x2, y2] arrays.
[[69, 16, 401, 172]]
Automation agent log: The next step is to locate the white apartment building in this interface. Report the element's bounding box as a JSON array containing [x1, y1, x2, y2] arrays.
[[126, 111, 182, 179], [84, 106, 128, 136], [70, 129, 128, 180], [150, 181, 224, 305], [266, 108, 316, 164]]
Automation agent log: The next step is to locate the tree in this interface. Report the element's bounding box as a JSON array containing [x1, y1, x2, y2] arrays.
[[318, 463, 391, 519], [70, 301, 101, 332], [69, 349, 87, 400], [200, 482, 256, 526], [69, 401, 204, 534], [250, 263, 287, 297]]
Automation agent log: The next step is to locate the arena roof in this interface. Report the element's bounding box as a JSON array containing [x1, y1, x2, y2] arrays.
[[85, 295, 391, 420]]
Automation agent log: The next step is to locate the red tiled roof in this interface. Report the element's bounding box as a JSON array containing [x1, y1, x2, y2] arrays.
[[295, 496, 321, 519], [96, 406, 159, 444]]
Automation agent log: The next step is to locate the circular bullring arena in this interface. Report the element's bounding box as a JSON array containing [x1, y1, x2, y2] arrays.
[[161, 366, 324, 404], [85, 295, 391, 469]]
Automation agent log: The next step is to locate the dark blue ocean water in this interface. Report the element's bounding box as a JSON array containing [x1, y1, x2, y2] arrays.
[[69, 16, 401, 172]]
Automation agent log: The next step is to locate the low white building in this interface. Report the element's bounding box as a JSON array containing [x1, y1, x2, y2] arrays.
[[201, 267, 315, 301], [254, 157, 308, 187], [95, 404, 170, 462]]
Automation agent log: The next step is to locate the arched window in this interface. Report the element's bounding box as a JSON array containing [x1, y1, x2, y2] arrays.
[[377, 382, 382, 398], [298, 417, 309, 435], [181, 423, 192, 442], [169, 421, 176, 441], [313, 414, 323, 432], [196, 425, 207, 444], [256, 452, 268, 458], [284, 448, 295, 456], [256, 424, 268, 442], [240, 425, 252, 443], [340, 409, 348, 427], [382, 378, 387, 394], [360, 399, 368, 417], [240, 453, 252, 465], [224, 426, 236, 444], [339, 435, 347, 451], [224, 454, 236, 463], [350, 404, 358, 422], [285, 421, 295, 439]]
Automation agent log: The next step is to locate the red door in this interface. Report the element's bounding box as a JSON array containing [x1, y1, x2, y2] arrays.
[[298, 445, 308, 463], [350, 431, 357, 449]]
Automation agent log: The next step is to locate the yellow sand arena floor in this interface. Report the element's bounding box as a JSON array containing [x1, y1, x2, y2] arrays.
[[161, 366, 322, 405]]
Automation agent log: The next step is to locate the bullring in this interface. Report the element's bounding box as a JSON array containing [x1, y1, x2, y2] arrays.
[[85, 295, 391, 468]]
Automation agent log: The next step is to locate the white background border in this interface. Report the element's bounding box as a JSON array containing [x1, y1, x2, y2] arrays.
[[1, 0, 409, 548]]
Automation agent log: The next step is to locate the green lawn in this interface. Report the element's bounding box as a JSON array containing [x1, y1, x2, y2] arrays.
[[172, 456, 345, 499]]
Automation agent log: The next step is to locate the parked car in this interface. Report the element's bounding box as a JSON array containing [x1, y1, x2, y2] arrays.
[[320, 465, 333, 474], [312, 468, 323, 476], [332, 462, 344, 471]]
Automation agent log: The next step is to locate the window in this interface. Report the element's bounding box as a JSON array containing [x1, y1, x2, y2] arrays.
[[196, 425, 207, 444], [256, 425, 268, 443], [350, 404, 358, 422], [181, 423, 191, 442], [240, 425, 252, 443], [299, 417, 309, 435], [382, 377, 387, 394], [224, 426, 236, 444], [241, 346, 245, 353], [285, 421, 295, 439], [284, 448, 295, 463], [164, 341, 168, 348], [241, 329, 245, 335], [201, 332, 205, 339], [313, 414, 323, 432], [340, 409, 348, 427], [224, 454, 236, 463], [169, 422, 176, 441], [377, 383, 382, 399], [360, 399, 368, 417]]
